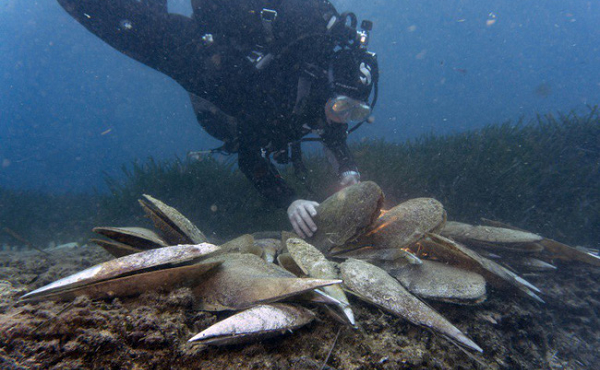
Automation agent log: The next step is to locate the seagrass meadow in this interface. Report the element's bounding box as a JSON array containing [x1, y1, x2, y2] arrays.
[[1, 110, 598, 249]]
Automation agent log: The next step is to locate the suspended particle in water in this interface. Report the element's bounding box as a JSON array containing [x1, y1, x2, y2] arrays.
[[210, 204, 218, 212], [120, 19, 133, 30], [534, 83, 552, 98], [486, 12, 497, 26], [415, 49, 427, 60]]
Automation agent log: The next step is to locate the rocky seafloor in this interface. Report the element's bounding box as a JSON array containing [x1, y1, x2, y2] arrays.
[[0, 243, 599, 370]]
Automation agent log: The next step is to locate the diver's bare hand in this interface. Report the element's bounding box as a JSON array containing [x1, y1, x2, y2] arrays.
[[287, 199, 319, 239]]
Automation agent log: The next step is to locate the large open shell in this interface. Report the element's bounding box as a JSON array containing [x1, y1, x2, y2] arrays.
[[92, 226, 168, 250], [189, 304, 315, 345], [510, 257, 557, 272], [421, 233, 543, 302], [308, 181, 384, 253], [481, 218, 600, 266], [139, 194, 207, 245], [254, 238, 282, 263], [351, 198, 446, 252], [286, 238, 354, 325], [331, 246, 423, 265], [276, 253, 305, 277], [340, 258, 483, 353], [379, 259, 487, 304], [90, 238, 142, 257], [441, 221, 544, 252], [22, 243, 221, 301], [539, 239, 600, 266], [192, 253, 342, 311], [217, 234, 262, 256]]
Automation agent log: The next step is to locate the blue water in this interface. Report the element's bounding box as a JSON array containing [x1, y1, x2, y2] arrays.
[[1, 0, 599, 192]]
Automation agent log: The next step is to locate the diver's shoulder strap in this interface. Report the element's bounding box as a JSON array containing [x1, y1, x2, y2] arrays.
[[246, 0, 337, 70], [260, 0, 283, 43]]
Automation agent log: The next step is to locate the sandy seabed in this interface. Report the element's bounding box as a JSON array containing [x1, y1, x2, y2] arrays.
[[0, 244, 599, 370]]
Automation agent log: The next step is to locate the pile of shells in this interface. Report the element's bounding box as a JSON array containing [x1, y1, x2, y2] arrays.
[[21, 182, 599, 352]]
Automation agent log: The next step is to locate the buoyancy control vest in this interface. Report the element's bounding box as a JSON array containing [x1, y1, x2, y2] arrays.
[[191, 0, 338, 55]]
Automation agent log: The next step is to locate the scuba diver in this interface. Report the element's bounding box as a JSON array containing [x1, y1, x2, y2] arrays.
[[56, 0, 379, 238]]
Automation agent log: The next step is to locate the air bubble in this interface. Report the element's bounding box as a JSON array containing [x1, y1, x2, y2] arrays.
[[120, 19, 133, 30]]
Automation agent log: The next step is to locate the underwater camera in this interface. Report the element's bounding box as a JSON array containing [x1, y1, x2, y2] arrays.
[[331, 12, 373, 50]]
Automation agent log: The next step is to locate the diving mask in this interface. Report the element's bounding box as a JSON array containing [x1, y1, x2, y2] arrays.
[[325, 95, 371, 124]]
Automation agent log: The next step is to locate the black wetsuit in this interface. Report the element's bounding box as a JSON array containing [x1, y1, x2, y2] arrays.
[[57, 0, 358, 208]]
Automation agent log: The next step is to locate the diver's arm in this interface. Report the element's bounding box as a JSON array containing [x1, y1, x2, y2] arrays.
[[237, 142, 297, 209], [237, 145, 319, 238], [189, 93, 238, 147], [57, 0, 203, 84], [321, 124, 360, 181]]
